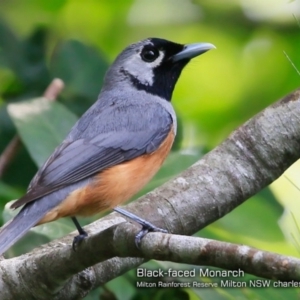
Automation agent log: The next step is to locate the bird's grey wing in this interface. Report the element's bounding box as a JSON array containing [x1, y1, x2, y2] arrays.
[[11, 103, 173, 209]]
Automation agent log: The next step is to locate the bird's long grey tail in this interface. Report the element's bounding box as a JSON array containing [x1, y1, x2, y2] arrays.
[[0, 182, 84, 256], [0, 200, 50, 256], [0, 181, 88, 256]]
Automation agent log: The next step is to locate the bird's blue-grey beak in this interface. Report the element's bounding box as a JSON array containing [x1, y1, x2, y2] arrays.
[[172, 42, 216, 62]]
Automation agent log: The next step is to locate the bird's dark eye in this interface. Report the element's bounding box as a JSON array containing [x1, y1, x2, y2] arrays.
[[141, 46, 160, 62]]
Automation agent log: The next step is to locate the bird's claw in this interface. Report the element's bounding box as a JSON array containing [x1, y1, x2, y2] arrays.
[[135, 224, 168, 249], [72, 231, 88, 251]]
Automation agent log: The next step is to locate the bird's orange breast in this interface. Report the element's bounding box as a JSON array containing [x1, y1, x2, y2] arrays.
[[38, 128, 175, 224]]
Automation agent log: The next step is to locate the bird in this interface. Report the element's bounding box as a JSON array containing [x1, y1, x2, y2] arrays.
[[0, 38, 215, 256]]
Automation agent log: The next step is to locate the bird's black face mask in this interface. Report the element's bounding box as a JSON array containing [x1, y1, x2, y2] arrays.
[[131, 38, 188, 101]]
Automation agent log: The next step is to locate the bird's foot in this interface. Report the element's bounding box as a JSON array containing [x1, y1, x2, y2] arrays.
[[71, 217, 88, 251], [114, 207, 168, 249], [135, 223, 167, 249], [72, 231, 88, 251]]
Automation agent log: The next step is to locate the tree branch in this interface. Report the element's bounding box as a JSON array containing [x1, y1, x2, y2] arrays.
[[138, 232, 300, 281], [0, 87, 300, 298]]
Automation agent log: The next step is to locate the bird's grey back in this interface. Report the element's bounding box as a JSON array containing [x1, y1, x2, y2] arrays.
[[68, 88, 177, 140]]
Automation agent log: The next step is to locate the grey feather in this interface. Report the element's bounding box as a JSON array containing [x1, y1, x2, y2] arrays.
[[38, 97, 174, 186]]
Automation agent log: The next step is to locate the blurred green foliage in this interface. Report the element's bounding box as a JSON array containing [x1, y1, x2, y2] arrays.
[[1, 0, 300, 299]]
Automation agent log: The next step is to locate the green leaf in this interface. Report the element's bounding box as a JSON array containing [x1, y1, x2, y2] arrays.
[[106, 276, 136, 300], [7, 97, 78, 167], [270, 160, 300, 252], [0, 19, 22, 70], [199, 188, 298, 256], [50, 40, 109, 100], [0, 182, 22, 205]]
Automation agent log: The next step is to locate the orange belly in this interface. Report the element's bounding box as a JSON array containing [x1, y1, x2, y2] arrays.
[[38, 129, 175, 224]]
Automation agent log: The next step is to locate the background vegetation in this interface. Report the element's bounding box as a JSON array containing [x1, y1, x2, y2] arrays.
[[0, 0, 300, 299]]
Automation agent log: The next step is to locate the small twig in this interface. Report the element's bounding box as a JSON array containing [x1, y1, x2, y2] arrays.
[[283, 51, 300, 76], [0, 78, 65, 178], [0, 136, 21, 178], [43, 78, 65, 102], [293, 14, 300, 28]]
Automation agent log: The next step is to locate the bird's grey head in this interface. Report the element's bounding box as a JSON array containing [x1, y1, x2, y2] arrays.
[[103, 38, 215, 101]]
